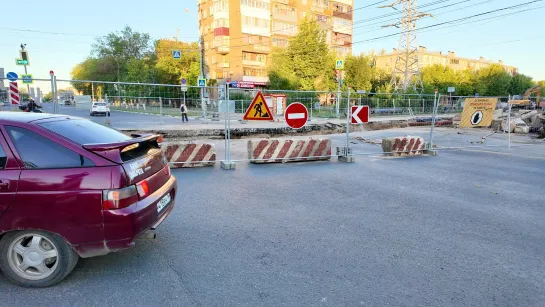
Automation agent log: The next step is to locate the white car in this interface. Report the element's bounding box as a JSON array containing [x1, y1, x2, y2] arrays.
[[90, 102, 111, 116]]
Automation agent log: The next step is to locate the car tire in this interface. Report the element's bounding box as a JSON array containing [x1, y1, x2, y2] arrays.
[[108, 112, 111, 117], [90, 112, 94, 116], [0, 230, 79, 288]]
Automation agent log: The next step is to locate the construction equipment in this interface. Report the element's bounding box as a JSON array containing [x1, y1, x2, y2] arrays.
[[510, 85, 542, 107]]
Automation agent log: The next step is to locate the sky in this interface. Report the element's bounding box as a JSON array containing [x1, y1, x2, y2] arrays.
[[1, 0, 544, 93]]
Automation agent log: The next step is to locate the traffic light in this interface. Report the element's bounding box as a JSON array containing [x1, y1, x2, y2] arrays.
[[16, 51, 29, 65]]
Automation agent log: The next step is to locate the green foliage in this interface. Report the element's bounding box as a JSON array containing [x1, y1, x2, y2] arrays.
[[344, 54, 373, 92], [475, 64, 511, 96], [268, 19, 335, 91], [509, 74, 535, 95], [92, 26, 153, 80]]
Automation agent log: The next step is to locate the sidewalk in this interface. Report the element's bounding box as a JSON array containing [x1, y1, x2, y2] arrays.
[[114, 113, 453, 131]]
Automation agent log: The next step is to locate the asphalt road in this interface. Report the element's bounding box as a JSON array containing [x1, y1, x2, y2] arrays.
[[40, 103, 186, 129], [1, 148, 544, 306]]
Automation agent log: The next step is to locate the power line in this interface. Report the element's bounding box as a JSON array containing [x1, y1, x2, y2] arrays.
[[225, 0, 543, 62], [350, 0, 544, 45], [352, 0, 454, 26], [352, 0, 475, 32]]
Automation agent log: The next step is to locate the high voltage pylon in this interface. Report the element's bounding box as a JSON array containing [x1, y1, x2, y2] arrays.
[[380, 0, 432, 93]]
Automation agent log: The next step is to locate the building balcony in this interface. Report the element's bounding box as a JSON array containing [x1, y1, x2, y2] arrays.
[[242, 60, 267, 67], [242, 44, 271, 53], [275, 0, 296, 5], [216, 46, 230, 54], [273, 14, 298, 23]]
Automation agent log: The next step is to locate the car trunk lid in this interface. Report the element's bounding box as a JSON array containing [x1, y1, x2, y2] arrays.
[[83, 135, 170, 191]]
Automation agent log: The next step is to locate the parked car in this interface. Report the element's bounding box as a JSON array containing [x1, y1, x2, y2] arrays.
[[89, 102, 110, 116], [0, 113, 176, 287]]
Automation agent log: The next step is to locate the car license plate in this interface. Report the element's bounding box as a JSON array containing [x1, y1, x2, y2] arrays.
[[157, 193, 171, 213]]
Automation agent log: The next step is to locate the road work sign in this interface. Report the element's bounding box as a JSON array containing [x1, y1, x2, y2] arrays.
[[243, 91, 274, 121], [460, 97, 498, 128]]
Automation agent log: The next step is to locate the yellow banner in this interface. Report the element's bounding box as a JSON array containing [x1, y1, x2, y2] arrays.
[[460, 98, 498, 128]]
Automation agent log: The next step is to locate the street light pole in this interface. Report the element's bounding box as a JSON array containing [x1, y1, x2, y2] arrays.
[[20, 44, 30, 99]]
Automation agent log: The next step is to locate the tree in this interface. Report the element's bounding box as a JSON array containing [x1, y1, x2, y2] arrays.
[[344, 54, 374, 92], [508, 73, 534, 96], [92, 26, 153, 81], [154, 39, 200, 85], [269, 19, 335, 91], [475, 64, 511, 96]]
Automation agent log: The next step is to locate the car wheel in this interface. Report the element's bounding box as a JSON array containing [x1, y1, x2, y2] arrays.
[[108, 112, 111, 117], [90, 112, 94, 116], [0, 230, 79, 288]]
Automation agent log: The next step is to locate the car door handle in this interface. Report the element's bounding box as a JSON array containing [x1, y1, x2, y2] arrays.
[[0, 181, 9, 188]]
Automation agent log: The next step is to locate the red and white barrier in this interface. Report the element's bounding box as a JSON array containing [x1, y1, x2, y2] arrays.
[[9, 82, 20, 105], [248, 139, 331, 163], [381, 136, 425, 156], [162, 143, 216, 168]]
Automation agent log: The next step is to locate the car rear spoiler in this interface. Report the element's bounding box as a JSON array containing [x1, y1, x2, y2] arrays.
[[83, 134, 161, 164]]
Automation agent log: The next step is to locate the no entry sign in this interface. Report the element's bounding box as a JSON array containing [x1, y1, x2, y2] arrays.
[[284, 102, 308, 129]]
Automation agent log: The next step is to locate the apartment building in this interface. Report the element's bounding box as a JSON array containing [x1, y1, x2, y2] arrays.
[[198, 0, 354, 88], [372, 46, 519, 76]]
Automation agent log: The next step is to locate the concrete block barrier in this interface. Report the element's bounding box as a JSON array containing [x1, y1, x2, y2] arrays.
[[162, 143, 216, 168], [381, 136, 425, 156], [248, 139, 331, 163]]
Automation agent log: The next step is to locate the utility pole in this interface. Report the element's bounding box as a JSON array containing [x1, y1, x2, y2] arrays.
[[20, 44, 30, 98], [381, 0, 431, 93], [200, 35, 206, 120]]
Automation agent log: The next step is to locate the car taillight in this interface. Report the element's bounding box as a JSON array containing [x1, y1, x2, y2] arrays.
[[136, 180, 149, 199], [102, 186, 138, 210]]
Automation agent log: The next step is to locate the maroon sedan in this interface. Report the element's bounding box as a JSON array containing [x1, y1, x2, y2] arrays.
[[0, 113, 176, 287]]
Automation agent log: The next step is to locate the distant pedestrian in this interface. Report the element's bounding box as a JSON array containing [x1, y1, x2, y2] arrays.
[[180, 103, 189, 122]]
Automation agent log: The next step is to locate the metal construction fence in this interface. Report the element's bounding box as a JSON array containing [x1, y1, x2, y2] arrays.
[[2, 76, 543, 165]]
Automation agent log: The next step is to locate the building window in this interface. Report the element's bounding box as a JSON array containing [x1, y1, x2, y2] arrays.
[[243, 16, 270, 28], [314, 14, 331, 24], [333, 18, 352, 29], [273, 4, 296, 17], [213, 35, 230, 47], [450, 59, 460, 65], [272, 37, 289, 47], [312, 0, 329, 9], [212, 0, 229, 12], [272, 21, 298, 36], [240, 0, 270, 10], [243, 68, 268, 77], [214, 18, 230, 28], [243, 52, 267, 62], [302, 0, 307, 4]]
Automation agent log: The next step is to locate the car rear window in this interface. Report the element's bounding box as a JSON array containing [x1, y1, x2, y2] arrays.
[[94, 103, 106, 106], [39, 119, 131, 145]]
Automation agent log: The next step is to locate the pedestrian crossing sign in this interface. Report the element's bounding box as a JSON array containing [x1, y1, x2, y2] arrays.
[[335, 59, 344, 70], [172, 50, 181, 59], [243, 91, 274, 121], [198, 78, 206, 87]]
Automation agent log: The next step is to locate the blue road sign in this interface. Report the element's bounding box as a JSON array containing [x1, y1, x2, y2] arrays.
[[198, 78, 206, 87], [172, 50, 181, 59], [7, 72, 18, 82], [21, 74, 33, 84], [181, 78, 187, 85]]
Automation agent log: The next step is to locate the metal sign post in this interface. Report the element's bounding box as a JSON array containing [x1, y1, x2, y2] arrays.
[[221, 83, 236, 170]]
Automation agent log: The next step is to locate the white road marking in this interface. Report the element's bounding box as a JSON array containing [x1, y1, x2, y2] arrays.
[[287, 113, 305, 119]]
